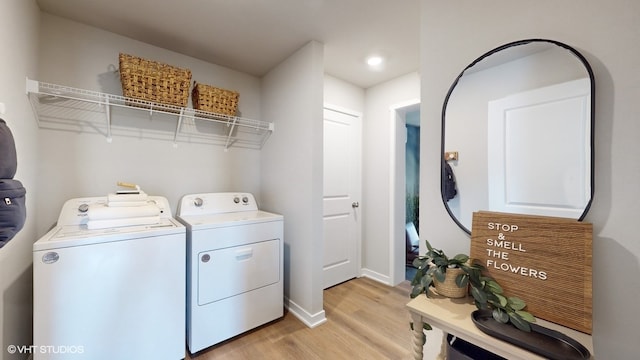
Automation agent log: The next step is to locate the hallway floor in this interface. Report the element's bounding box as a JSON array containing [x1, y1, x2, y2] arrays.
[[186, 277, 416, 359]]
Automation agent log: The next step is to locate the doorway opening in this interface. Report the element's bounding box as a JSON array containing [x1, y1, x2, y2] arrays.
[[405, 110, 420, 281], [389, 100, 420, 286]]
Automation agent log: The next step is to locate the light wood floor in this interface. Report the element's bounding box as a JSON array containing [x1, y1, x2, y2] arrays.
[[186, 277, 415, 359]]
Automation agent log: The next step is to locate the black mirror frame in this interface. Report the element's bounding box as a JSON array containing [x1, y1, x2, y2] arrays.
[[440, 38, 595, 235]]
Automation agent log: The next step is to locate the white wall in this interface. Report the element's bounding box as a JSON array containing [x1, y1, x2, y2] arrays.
[[35, 14, 264, 234], [362, 72, 420, 283], [421, 1, 640, 358], [261, 41, 326, 326], [324, 75, 365, 112], [0, 1, 40, 359]]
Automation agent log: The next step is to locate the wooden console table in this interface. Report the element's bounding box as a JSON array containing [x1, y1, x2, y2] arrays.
[[407, 293, 594, 360]]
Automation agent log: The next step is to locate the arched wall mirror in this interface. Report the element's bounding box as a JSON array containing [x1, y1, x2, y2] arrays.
[[441, 39, 595, 234]]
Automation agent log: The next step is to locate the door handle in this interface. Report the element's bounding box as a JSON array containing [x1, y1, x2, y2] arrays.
[[352, 202, 359, 208], [235, 248, 253, 260]]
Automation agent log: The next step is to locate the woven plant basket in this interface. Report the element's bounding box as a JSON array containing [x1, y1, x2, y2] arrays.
[[192, 81, 239, 116], [434, 267, 467, 298], [119, 53, 191, 108]]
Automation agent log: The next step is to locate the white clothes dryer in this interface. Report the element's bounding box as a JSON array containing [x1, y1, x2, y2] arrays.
[[176, 192, 283, 354], [33, 196, 186, 360]]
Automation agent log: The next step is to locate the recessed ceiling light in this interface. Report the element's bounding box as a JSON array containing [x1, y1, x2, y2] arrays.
[[366, 56, 384, 67]]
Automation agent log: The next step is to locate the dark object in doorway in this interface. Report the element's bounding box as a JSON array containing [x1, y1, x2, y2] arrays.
[[406, 222, 419, 265]]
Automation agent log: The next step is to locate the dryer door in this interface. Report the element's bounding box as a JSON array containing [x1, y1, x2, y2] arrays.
[[198, 239, 280, 305]]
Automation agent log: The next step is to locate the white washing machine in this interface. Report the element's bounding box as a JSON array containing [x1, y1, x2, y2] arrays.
[[33, 196, 186, 360], [176, 192, 283, 354]]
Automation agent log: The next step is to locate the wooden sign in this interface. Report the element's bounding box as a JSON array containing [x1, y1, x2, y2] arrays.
[[470, 211, 592, 334]]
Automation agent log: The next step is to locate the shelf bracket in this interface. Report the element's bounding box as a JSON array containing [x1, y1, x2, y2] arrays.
[[224, 117, 239, 151], [26, 78, 41, 127], [104, 95, 112, 143], [261, 126, 274, 148], [173, 108, 185, 147]]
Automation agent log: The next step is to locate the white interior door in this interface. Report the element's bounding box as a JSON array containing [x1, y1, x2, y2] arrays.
[[488, 78, 590, 218], [323, 106, 361, 289]]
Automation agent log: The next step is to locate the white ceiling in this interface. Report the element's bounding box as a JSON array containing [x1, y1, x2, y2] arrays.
[[35, 0, 421, 89]]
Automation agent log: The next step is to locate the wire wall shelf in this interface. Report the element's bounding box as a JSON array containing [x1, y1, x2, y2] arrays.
[[26, 78, 274, 150]]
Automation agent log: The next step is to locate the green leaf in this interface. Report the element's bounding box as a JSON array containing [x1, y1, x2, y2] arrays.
[[492, 308, 509, 323], [479, 279, 487, 289], [419, 274, 433, 292], [474, 299, 489, 310], [452, 254, 469, 263], [467, 271, 482, 287], [515, 310, 535, 323], [433, 257, 448, 267], [470, 259, 486, 270], [421, 273, 432, 284], [410, 284, 424, 298], [425, 239, 434, 252], [470, 285, 487, 304], [484, 280, 503, 294], [455, 273, 468, 288], [434, 267, 446, 283], [485, 292, 500, 304], [508, 297, 527, 311], [494, 293, 507, 307], [410, 268, 424, 286], [508, 312, 532, 332]]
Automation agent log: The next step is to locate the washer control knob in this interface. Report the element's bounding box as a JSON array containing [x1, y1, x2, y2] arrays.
[[233, 196, 240, 204], [78, 203, 89, 213], [193, 198, 204, 207], [242, 196, 249, 204]]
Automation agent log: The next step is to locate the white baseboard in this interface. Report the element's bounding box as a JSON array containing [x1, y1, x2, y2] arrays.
[[360, 268, 391, 285], [284, 297, 327, 328]]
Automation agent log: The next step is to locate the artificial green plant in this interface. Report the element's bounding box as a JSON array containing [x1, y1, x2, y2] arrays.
[[410, 239, 535, 332]]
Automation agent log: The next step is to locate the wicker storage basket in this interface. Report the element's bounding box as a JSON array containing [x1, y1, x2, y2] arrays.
[[433, 267, 467, 298], [192, 81, 239, 116], [119, 53, 191, 108]]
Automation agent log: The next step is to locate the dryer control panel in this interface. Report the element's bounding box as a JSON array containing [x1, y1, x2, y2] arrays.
[[56, 196, 173, 226], [177, 192, 259, 216]]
